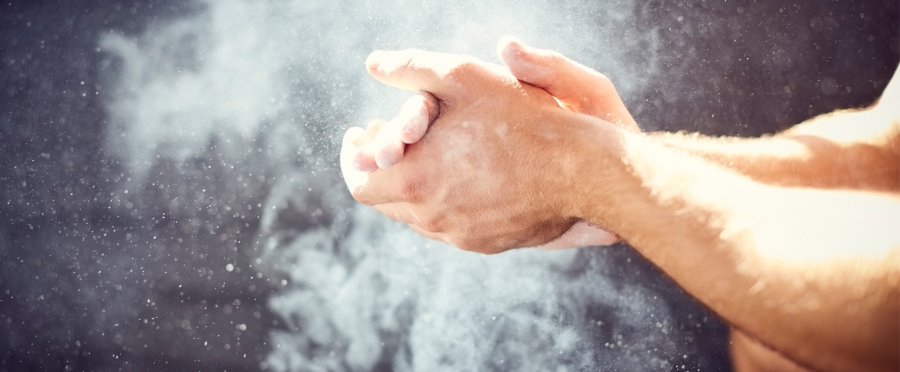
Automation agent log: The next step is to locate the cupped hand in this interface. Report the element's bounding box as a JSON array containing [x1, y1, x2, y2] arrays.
[[341, 49, 594, 253], [347, 39, 637, 250]]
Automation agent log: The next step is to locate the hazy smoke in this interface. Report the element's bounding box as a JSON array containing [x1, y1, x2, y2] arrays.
[[100, 0, 657, 182], [99, 0, 720, 370], [261, 207, 688, 371]]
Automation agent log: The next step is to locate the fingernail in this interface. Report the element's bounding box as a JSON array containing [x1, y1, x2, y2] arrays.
[[365, 50, 385, 73]]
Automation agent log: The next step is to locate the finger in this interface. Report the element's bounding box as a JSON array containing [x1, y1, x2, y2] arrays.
[[370, 102, 412, 169], [370, 92, 440, 169], [496, 36, 639, 131], [372, 120, 405, 169], [344, 157, 418, 206], [366, 49, 470, 98], [344, 126, 373, 171], [398, 92, 439, 144], [367, 114, 403, 169], [342, 128, 426, 206], [346, 119, 385, 172], [340, 127, 374, 193], [537, 221, 620, 249], [366, 119, 387, 138], [497, 36, 603, 102]]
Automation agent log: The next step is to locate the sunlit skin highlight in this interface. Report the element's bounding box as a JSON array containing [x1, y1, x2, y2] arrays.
[[340, 37, 900, 372]]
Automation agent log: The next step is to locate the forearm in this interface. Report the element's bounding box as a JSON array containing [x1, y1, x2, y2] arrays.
[[647, 108, 900, 192], [568, 116, 900, 372]]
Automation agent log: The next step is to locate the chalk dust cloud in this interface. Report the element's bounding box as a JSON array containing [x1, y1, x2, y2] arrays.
[[97, 0, 722, 370]]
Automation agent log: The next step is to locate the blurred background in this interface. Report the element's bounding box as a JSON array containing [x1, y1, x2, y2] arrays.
[[1, 0, 897, 371]]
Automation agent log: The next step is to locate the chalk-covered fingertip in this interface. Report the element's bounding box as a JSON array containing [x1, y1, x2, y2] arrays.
[[374, 146, 403, 169], [343, 126, 367, 146], [352, 148, 378, 173], [497, 35, 524, 56], [365, 50, 387, 75], [398, 94, 435, 144]]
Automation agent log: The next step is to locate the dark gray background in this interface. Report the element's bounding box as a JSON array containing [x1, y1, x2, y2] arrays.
[[1, 0, 897, 371]]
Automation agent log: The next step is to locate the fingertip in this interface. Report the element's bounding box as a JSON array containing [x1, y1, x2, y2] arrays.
[[399, 118, 427, 144], [343, 126, 368, 147], [497, 35, 524, 56], [398, 94, 435, 144], [497, 37, 526, 66], [372, 114, 406, 164], [365, 50, 386, 76], [374, 144, 403, 169], [353, 147, 378, 172], [343, 127, 377, 173], [340, 129, 376, 194], [366, 119, 387, 138]]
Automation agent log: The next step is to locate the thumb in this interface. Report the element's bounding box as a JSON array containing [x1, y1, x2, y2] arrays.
[[497, 36, 639, 131], [366, 49, 468, 100]]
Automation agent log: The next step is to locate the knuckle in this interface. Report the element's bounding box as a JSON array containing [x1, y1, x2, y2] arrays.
[[397, 176, 423, 203], [350, 192, 371, 205], [455, 239, 486, 253], [350, 185, 376, 205], [352, 150, 376, 173], [589, 72, 612, 87], [455, 57, 479, 70], [418, 216, 442, 234], [366, 119, 386, 135], [443, 57, 482, 80]]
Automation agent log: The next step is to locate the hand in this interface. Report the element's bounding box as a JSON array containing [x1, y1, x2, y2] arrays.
[[496, 36, 639, 132], [341, 49, 594, 253], [353, 37, 637, 170], [348, 38, 632, 250], [497, 37, 637, 248]]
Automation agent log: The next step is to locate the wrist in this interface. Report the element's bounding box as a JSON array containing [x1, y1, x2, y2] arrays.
[[552, 111, 632, 226]]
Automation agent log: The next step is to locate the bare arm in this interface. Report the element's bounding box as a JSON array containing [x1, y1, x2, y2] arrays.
[[496, 42, 900, 370], [649, 106, 900, 192], [571, 114, 900, 372]]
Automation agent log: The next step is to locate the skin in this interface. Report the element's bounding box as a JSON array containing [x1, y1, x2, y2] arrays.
[[496, 41, 899, 371], [340, 38, 900, 371]]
